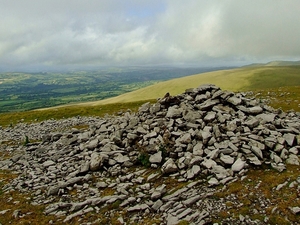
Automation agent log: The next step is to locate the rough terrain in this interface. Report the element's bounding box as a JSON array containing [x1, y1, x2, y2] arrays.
[[0, 84, 299, 224]]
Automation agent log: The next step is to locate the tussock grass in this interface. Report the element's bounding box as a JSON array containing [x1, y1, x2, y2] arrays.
[[0, 170, 61, 225], [212, 164, 300, 224], [248, 85, 300, 112], [0, 100, 155, 127]]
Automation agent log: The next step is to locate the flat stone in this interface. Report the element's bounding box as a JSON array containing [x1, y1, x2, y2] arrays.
[[202, 158, 217, 169], [179, 133, 192, 144], [256, 113, 276, 123], [220, 154, 234, 165], [137, 127, 148, 134], [43, 160, 56, 167], [87, 138, 99, 150], [183, 195, 202, 206], [166, 106, 182, 118], [286, 154, 300, 165], [186, 165, 201, 179], [249, 106, 263, 114], [114, 154, 130, 164], [149, 151, 163, 164], [251, 146, 263, 159], [204, 112, 216, 122], [227, 96, 242, 105], [289, 207, 300, 215], [244, 118, 259, 128], [167, 214, 179, 225], [177, 208, 193, 219], [127, 204, 149, 212], [152, 199, 163, 211], [231, 158, 246, 172], [208, 177, 219, 186]]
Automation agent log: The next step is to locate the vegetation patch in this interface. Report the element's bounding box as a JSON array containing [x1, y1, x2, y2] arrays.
[[212, 164, 300, 224], [246, 85, 300, 112], [0, 100, 155, 127], [0, 170, 61, 225]]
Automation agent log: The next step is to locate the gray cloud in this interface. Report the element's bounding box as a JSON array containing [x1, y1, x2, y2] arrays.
[[0, 0, 300, 70]]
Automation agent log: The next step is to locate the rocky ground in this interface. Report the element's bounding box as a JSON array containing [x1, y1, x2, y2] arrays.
[[0, 84, 300, 225]]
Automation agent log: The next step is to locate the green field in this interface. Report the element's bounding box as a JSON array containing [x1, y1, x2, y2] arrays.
[[0, 67, 222, 113]]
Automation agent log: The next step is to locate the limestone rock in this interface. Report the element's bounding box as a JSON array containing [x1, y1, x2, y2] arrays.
[[90, 153, 106, 171], [161, 158, 178, 174], [149, 151, 163, 164]]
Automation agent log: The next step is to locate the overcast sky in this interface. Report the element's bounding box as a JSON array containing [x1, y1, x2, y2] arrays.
[[1, 0, 300, 71]]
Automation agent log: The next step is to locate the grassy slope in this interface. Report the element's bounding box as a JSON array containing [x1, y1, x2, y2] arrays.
[[79, 66, 300, 105]]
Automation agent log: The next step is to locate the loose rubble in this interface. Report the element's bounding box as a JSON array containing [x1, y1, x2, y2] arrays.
[[0, 84, 300, 224]]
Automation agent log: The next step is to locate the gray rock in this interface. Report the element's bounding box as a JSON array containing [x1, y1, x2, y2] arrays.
[[43, 160, 56, 167], [167, 214, 179, 225], [256, 113, 276, 123], [161, 158, 178, 174], [204, 112, 216, 122], [286, 154, 300, 165], [127, 204, 149, 212], [179, 133, 192, 144], [244, 117, 259, 128], [289, 207, 300, 215], [202, 159, 217, 169], [212, 165, 230, 179], [90, 153, 106, 171], [149, 151, 163, 164], [220, 154, 235, 165], [227, 96, 242, 105], [289, 147, 299, 155], [166, 106, 182, 118], [283, 133, 295, 146], [114, 154, 130, 164], [152, 199, 163, 211], [193, 142, 203, 156], [177, 208, 193, 219], [251, 146, 263, 159], [186, 165, 201, 179], [197, 99, 220, 110], [249, 106, 263, 114], [231, 158, 246, 172], [137, 126, 148, 134], [183, 195, 202, 206], [87, 138, 99, 150], [208, 177, 219, 186]]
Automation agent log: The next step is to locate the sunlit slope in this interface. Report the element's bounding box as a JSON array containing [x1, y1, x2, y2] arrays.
[[82, 65, 300, 105]]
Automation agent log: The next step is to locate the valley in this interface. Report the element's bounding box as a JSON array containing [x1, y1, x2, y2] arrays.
[[0, 67, 225, 113]]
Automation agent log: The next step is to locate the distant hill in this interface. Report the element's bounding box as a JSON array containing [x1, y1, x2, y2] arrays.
[[74, 65, 300, 106], [264, 60, 300, 66], [244, 60, 300, 67]]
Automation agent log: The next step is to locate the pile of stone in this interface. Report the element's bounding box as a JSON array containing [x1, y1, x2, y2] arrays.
[[0, 84, 299, 224]]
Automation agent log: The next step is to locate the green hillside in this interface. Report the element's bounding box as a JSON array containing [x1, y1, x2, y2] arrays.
[[82, 65, 300, 105]]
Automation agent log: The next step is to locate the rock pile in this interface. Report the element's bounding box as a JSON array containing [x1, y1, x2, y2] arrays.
[[0, 84, 300, 224]]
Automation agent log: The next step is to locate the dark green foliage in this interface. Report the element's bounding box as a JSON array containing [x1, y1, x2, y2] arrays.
[[159, 144, 168, 163], [23, 136, 30, 146], [137, 151, 150, 167]]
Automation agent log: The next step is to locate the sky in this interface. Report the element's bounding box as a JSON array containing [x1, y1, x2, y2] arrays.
[[1, 0, 300, 71]]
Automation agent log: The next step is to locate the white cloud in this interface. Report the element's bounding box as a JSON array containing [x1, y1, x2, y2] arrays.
[[0, 0, 300, 70]]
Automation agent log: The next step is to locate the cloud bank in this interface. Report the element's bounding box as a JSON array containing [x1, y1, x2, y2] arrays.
[[1, 0, 300, 70]]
